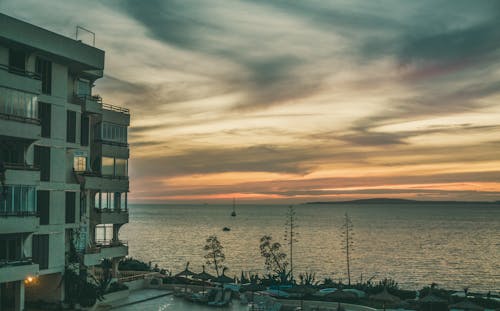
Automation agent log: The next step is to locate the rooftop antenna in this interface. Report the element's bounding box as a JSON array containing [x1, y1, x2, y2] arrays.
[[75, 25, 95, 46]]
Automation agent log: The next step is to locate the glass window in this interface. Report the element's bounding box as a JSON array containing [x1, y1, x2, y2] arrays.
[[101, 157, 114, 176], [114, 158, 128, 177], [0, 185, 36, 215], [73, 156, 87, 172], [77, 79, 91, 97], [0, 87, 38, 119]]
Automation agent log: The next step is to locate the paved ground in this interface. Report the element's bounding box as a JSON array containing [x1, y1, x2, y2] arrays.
[[111, 290, 249, 311]]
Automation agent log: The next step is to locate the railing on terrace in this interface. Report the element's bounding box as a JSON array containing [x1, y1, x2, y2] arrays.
[[68, 94, 102, 106], [0, 112, 40, 125], [0, 257, 33, 268], [95, 207, 128, 213], [4, 162, 39, 171], [117, 272, 160, 283], [94, 138, 129, 148], [101, 174, 129, 180], [0, 208, 38, 217], [95, 239, 128, 247], [0, 64, 40, 80], [77, 171, 129, 181], [102, 103, 129, 114]]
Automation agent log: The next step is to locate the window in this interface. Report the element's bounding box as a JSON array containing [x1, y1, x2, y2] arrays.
[[37, 190, 50, 225], [34, 145, 50, 181], [77, 79, 91, 97], [0, 185, 36, 215], [35, 57, 52, 95], [101, 157, 114, 176], [9, 49, 26, 73], [39, 102, 51, 138], [81, 115, 89, 146], [32, 234, 49, 270], [100, 122, 127, 144], [0, 86, 38, 120], [73, 156, 87, 172], [0, 236, 22, 261], [95, 224, 113, 243], [65, 192, 76, 224], [115, 158, 128, 177], [66, 110, 76, 143], [0, 139, 27, 165]]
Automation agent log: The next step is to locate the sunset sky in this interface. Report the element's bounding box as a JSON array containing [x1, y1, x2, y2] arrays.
[[4, 0, 500, 203]]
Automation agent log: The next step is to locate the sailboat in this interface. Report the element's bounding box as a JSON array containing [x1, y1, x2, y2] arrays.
[[231, 198, 236, 217]]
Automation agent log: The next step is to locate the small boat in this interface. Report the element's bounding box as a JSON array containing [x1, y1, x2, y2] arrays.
[[231, 198, 236, 217], [222, 227, 231, 232]]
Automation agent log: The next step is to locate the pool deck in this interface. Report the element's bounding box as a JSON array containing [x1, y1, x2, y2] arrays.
[[96, 289, 173, 310]]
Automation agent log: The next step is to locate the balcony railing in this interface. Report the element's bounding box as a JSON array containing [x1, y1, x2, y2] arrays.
[[0, 257, 33, 268], [0, 64, 40, 80], [4, 162, 39, 171], [68, 94, 102, 106], [102, 103, 129, 114], [102, 174, 129, 180], [0, 111, 40, 125], [95, 239, 128, 248], [94, 138, 129, 148], [95, 207, 128, 213]]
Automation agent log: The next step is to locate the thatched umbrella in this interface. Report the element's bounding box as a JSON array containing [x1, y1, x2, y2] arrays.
[[193, 265, 215, 292], [175, 262, 196, 293], [449, 300, 484, 311]]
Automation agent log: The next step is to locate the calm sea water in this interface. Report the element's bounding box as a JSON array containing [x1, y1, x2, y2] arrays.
[[119, 203, 500, 292]]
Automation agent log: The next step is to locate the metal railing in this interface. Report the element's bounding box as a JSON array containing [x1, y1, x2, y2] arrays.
[[0, 257, 33, 268], [95, 207, 128, 213], [0, 63, 40, 80], [94, 139, 129, 148], [0, 111, 40, 125], [68, 94, 102, 106], [95, 239, 128, 247], [0, 209, 38, 217], [4, 162, 39, 171], [102, 103, 129, 114]]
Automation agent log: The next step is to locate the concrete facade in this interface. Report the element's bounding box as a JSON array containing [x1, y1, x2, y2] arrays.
[[0, 13, 130, 310]]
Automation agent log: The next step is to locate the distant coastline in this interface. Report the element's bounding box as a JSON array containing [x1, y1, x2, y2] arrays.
[[305, 198, 500, 205]]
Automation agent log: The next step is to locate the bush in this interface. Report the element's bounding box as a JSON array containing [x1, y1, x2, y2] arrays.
[[118, 257, 150, 271]]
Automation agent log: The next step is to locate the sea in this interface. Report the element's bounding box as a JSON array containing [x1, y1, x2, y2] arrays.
[[119, 203, 500, 292]]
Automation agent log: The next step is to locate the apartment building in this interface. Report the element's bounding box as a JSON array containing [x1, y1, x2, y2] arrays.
[[0, 14, 130, 310]]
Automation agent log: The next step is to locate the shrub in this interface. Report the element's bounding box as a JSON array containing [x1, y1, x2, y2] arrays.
[[118, 257, 150, 271]]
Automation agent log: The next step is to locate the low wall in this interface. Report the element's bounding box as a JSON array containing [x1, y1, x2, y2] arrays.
[[277, 299, 379, 311], [124, 279, 145, 291]]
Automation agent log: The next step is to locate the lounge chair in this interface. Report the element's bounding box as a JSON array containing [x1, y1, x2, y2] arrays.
[[208, 290, 232, 307], [207, 289, 223, 305]]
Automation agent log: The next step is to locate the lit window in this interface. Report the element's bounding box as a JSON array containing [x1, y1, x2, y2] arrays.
[[73, 156, 87, 172]]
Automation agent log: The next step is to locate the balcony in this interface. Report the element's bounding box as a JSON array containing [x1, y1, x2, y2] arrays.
[[0, 115, 40, 141], [93, 208, 129, 224], [69, 94, 103, 114], [83, 240, 128, 266], [0, 214, 39, 234], [0, 258, 39, 283], [102, 103, 130, 126], [0, 64, 41, 94], [80, 172, 129, 192], [4, 163, 39, 185]]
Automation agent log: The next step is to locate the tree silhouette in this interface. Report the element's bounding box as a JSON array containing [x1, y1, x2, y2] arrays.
[[341, 212, 354, 285], [284, 205, 298, 280], [260, 235, 290, 284], [203, 235, 225, 277]]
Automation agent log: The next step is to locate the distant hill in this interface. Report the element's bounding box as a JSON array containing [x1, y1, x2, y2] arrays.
[[305, 198, 498, 205]]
